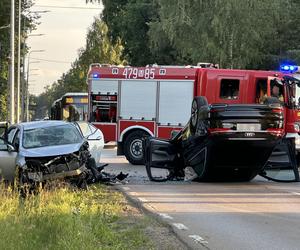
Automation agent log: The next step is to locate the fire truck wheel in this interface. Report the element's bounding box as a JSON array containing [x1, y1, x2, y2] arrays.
[[124, 130, 149, 165], [190, 96, 208, 133]]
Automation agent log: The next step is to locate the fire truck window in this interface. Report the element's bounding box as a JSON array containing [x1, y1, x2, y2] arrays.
[[270, 80, 284, 102], [256, 79, 267, 103], [220, 79, 240, 99]]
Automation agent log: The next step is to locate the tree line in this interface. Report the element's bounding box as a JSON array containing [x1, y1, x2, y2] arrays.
[[14, 0, 300, 119], [99, 0, 300, 68], [0, 0, 38, 121]]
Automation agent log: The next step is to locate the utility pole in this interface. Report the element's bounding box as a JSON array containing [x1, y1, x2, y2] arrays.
[[16, 0, 21, 123], [9, 0, 15, 124]]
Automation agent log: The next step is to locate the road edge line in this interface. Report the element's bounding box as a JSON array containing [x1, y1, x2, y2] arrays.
[[111, 184, 195, 250]]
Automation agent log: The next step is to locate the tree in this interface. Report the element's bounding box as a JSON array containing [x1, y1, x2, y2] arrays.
[[0, 0, 38, 121], [150, 0, 300, 69], [34, 19, 125, 119]]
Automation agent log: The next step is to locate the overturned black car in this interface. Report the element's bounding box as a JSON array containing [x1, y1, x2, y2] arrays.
[[143, 97, 300, 182]]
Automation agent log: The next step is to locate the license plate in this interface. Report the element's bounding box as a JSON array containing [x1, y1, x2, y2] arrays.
[[237, 123, 261, 131]]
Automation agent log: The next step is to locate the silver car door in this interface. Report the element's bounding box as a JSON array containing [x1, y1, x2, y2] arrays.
[[0, 138, 17, 182], [75, 122, 104, 165], [86, 123, 104, 165]]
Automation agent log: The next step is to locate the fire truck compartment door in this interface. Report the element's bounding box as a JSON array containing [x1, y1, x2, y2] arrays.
[[91, 79, 118, 94], [120, 80, 157, 120], [158, 81, 194, 125]]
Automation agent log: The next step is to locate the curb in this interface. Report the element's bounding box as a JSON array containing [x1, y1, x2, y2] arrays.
[[112, 184, 194, 250]]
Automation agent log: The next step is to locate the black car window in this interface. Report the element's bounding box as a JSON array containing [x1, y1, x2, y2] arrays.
[[220, 79, 240, 99]]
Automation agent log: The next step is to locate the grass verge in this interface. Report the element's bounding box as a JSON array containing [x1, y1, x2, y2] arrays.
[[0, 183, 153, 250]]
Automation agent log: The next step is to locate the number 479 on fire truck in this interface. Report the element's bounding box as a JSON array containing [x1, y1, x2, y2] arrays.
[[87, 63, 300, 165]]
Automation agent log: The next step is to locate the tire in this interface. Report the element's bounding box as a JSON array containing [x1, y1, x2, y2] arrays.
[[190, 96, 208, 133], [124, 130, 149, 165]]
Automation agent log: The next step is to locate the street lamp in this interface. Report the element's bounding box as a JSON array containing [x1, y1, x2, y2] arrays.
[[19, 33, 45, 122], [21, 61, 39, 113], [17, 6, 49, 122], [28, 33, 45, 37], [25, 49, 45, 121]]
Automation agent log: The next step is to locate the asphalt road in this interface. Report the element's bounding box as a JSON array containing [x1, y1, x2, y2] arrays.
[[103, 148, 300, 250]]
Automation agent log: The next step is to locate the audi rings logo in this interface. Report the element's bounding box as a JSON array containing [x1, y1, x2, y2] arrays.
[[245, 132, 255, 137]]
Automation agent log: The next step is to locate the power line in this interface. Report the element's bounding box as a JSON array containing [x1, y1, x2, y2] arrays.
[[34, 5, 102, 10], [31, 57, 71, 64]]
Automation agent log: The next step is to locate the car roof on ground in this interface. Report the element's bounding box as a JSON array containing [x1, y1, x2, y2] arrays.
[[18, 120, 72, 130]]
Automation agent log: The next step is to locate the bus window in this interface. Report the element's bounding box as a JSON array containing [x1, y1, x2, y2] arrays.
[[63, 104, 88, 122], [51, 93, 88, 122]]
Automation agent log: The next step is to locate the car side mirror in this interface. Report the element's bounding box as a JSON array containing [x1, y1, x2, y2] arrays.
[[7, 144, 15, 152]]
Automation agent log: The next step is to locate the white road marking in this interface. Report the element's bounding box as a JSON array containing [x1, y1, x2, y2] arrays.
[[122, 187, 130, 191], [172, 223, 189, 230], [145, 203, 156, 211], [139, 197, 148, 202], [158, 213, 174, 220], [291, 192, 300, 196], [189, 235, 208, 244]]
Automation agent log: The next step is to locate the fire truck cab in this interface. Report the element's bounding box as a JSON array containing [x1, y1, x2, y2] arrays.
[[87, 63, 300, 165]]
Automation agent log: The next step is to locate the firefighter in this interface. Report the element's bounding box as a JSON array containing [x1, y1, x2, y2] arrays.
[[271, 85, 284, 102]]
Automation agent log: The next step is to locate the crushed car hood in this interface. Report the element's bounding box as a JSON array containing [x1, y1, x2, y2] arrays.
[[20, 143, 84, 157]]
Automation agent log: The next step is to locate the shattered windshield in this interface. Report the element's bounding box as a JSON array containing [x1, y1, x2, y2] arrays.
[[23, 124, 83, 149]]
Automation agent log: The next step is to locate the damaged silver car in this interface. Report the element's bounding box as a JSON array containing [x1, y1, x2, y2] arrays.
[[0, 121, 102, 187]]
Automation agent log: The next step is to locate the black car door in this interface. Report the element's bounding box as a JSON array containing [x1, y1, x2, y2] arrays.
[[143, 137, 182, 182], [260, 138, 300, 182]]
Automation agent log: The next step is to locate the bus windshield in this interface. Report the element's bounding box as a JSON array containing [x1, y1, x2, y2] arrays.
[[63, 103, 88, 122], [51, 93, 88, 121]]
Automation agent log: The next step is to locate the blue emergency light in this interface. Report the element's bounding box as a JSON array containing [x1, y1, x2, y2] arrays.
[[92, 73, 100, 78], [280, 64, 298, 73]]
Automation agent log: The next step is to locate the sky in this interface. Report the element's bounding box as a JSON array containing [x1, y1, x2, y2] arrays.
[[27, 0, 103, 95]]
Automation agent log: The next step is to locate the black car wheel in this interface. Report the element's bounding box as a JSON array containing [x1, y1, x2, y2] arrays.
[[190, 96, 208, 133], [124, 130, 149, 165]]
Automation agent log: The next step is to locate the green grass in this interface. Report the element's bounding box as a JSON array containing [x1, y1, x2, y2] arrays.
[[0, 183, 152, 250]]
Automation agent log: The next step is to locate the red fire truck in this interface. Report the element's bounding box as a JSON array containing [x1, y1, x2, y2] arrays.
[[87, 63, 300, 164]]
